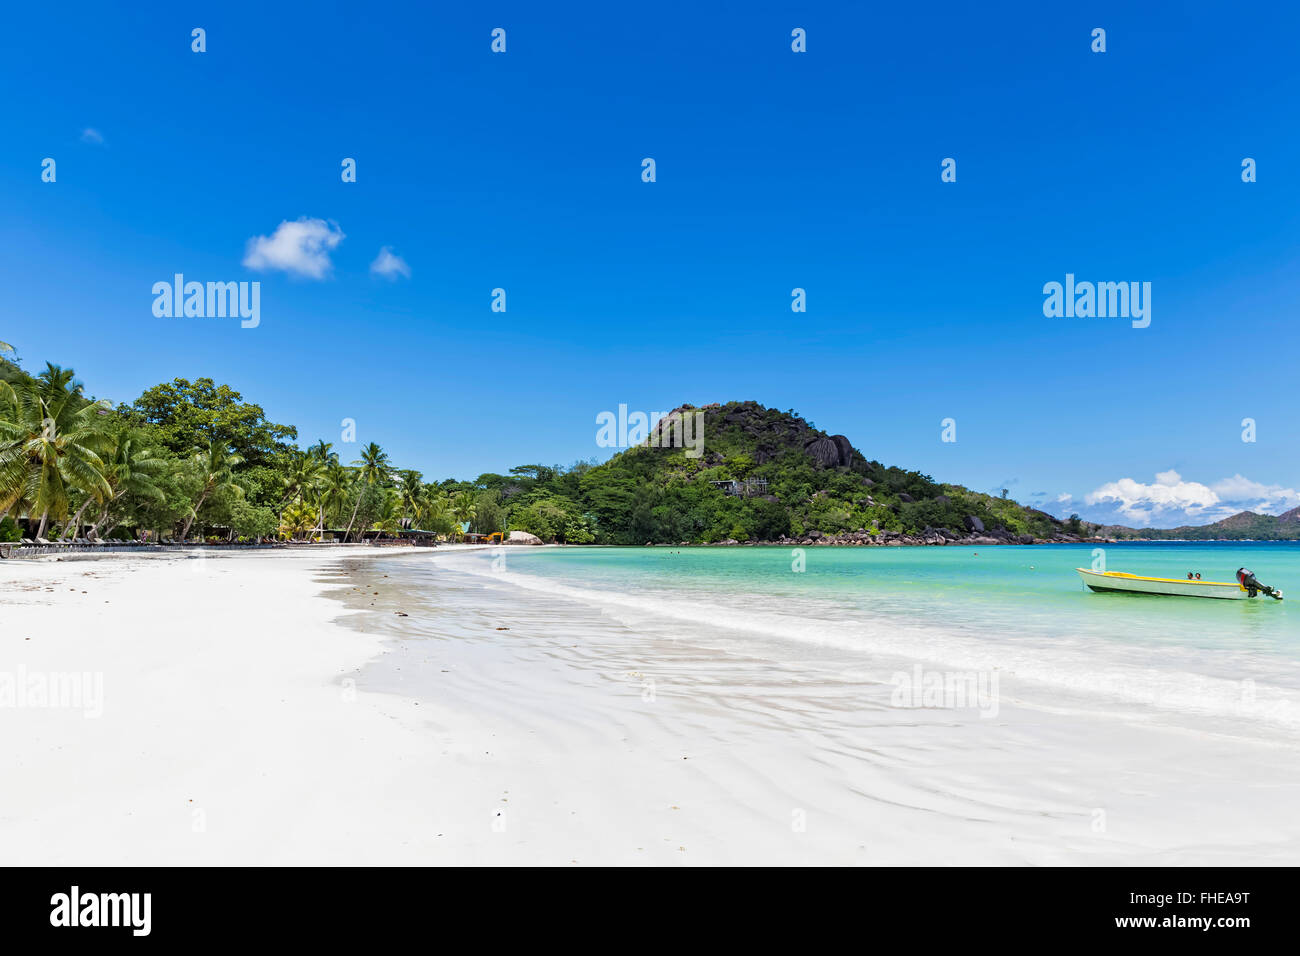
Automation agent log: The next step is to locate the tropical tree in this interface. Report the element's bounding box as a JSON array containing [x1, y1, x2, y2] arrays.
[[278, 500, 317, 541], [308, 439, 336, 463], [280, 450, 324, 507], [368, 489, 404, 541], [0, 370, 113, 538], [179, 440, 244, 540], [72, 429, 168, 540], [315, 460, 351, 539], [474, 488, 505, 534], [119, 377, 296, 470], [451, 490, 477, 529], [398, 470, 424, 528], [419, 492, 454, 538], [343, 442, 390, 541]]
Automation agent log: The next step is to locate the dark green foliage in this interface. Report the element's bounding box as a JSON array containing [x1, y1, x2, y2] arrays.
[[473, 489, 505, 534], [119, 378, 297, 473], [6, 349, 1076, 547], [498, 401, 1066, 543], [508, 493, 594, 543]]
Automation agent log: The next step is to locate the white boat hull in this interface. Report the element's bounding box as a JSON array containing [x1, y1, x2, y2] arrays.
[[1076, 568, 1248, 599]]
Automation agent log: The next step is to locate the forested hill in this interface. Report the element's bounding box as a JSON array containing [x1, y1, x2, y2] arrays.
[[1100, 507, 1300, 541], [0, 352, 1096, 547], [496, 401, 1090, 545]]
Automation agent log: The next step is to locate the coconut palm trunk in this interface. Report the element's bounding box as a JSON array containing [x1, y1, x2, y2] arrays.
[[343, 496, 361, 542], [60, 498, 95, 540], [87, 502, 113, 539], [179, 491, 210, 541], [178, 442, 244, 543]]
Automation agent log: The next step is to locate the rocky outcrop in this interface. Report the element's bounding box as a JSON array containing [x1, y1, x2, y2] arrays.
[[624, 400, 1075, 544], [506, 530, 543, 545], [803, 434, 854, 469], [803, 437, 841, 468], [713, 528, 1108, 548], [831, 435, 854, 466]]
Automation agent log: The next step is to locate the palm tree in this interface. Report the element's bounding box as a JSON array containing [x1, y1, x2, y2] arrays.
[[278, 500, 317, 541], [418, 492, 453, 538], [308, 439, 336, 464], [281, 451, 324, 507], [314, 460, 350, 540], [0, 373, 113, 538], [398, 471, 424, 528], [60, 429, 165, 539], [343, 442, 390, 542], [451, 490, 477, 530], [178, 440, 244, 541], [369, 489, 403, 542], [84, 431, 168, 539], [33, 363, 78, 401], [278, 445, 338, 541]]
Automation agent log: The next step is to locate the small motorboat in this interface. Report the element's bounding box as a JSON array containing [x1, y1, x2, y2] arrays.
[[1076, 566, 1283, 600]]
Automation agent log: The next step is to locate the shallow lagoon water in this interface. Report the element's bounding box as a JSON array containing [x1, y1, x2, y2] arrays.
[[335, 543, 1300, 863], [440, 543, 1300, 734]]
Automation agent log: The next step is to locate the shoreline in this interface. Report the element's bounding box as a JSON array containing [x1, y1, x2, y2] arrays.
[[5, 545, 1300, 864], [8, 536, 1295, 565]]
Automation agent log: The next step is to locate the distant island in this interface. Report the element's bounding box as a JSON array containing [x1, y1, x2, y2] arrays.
[[1099, 508, 1300, 542], [3, 349, 1290, 546]]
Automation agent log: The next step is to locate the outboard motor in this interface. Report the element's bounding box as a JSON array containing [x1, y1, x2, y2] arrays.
[[1238, 568, 1284, 600]]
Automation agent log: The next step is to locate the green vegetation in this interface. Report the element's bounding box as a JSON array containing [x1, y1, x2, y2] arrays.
[[0, 354, 465, 543], [459, 401, 1072, 544], [1, 347, 1079, 545]]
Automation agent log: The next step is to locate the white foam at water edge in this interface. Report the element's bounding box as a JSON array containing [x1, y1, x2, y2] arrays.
[[447, 559, 1300, 733]]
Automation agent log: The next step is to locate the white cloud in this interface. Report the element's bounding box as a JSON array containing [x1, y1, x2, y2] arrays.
[[369, 246, 411, 280], [1209, 475, 1300, 513], [242, 218, 344, 279], [1082, 470, 1300, 526], [1055, 493, 1073, 503], [80, 128, 104, 145], [1084, 471, 1219, 526]]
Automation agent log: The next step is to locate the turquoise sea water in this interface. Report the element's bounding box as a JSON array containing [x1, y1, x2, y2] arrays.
[[446, 542, 1300, 733]]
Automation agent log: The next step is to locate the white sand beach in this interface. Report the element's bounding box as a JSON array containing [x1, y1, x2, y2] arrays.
[[4, 546, 1300, 866]]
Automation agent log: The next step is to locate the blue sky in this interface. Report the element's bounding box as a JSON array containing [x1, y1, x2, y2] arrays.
[[3, 1, 1299, 526]]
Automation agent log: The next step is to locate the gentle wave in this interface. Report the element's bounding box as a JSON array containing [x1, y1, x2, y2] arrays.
[[445, 557, 1300, 733]]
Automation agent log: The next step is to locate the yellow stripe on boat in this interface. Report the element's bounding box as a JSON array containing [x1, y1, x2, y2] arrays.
[[1092, 571, 1241, 587], [1075, 568, 1248, 599]]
